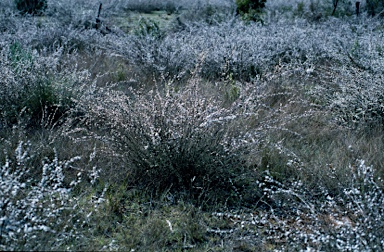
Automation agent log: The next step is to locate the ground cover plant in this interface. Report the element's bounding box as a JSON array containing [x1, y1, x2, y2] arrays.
[[1, 0, 384, 250]]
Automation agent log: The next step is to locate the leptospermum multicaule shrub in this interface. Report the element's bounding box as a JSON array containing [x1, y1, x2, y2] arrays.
[[0, 41, 91, 129], [302, 17, 384, 131], [76, 59, 316, 207], [0, 139, 101, 251], [328, 67, 384, 129], [78, 79, 249, 206], [112, 17, 380, 83], [215, 160, 384, 250]]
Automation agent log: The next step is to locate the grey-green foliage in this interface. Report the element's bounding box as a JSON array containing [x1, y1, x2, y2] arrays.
[[84, 83, 249, 207], [134, 18, 163, 39], [332, 0, 384, 17], [236, 0, 267, 21], [0, 140, 83, 251], [366, 0, 384, 16], [14, 0, 47, 15], [0, 42, 85, 128], [9, 41, 32, 70]]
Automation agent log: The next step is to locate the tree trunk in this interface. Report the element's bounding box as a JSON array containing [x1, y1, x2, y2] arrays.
[[332, 0, 339, 16], [367, 0, 375, 16]]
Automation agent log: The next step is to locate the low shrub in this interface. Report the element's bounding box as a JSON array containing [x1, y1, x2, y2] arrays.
[[0, 140, 82, 250], [323, 67, 384, 129], [123, 0, 177, 14], [2, 2, 384, 250], [83, 80, 250, 207], [77, 60, 316, 208], [236, 0, 266, 21], [366, 0, 384, 16], [14, 0, 47, 15], [134, 18, 163, 39], [262, 160, 384, 250], [0, 43, 89, 129]]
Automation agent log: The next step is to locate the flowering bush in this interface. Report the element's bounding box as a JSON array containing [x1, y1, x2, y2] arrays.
[[79, 66, 309, 206], [0, 141, 80, 250], [259, 160, 384, 250]]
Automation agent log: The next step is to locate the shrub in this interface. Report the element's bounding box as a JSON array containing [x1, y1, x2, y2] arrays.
[[83, 80, 250, 207], [77, 58, 315, 208], [0, 141, 82, 250], [134, 18, 163, 39], [366, 0, 384, 16], [123, 0, 178, 14], [236, 0, 266, 21], [14, 0, 47, 15], [0, 119, 104, 251], [324, 67, 384, 129], [234, 160, 384, 250], [0, 43, 89, 129]]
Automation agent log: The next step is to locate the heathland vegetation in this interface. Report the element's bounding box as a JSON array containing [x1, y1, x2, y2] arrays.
[[1, 0, 384, 250]]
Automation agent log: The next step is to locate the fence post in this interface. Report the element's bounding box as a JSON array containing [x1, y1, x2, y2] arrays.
[[96, 3, 102, 29], [355, 1, 360, 16]]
